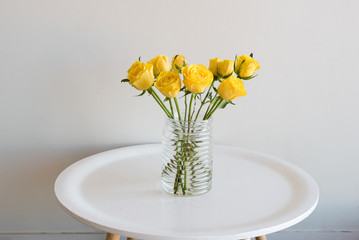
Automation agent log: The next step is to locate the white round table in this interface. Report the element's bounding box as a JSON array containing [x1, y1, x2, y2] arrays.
[[54, 144, 319, 240]]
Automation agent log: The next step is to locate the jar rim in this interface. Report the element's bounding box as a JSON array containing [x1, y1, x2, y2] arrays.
[[165, 116, 213, 124]]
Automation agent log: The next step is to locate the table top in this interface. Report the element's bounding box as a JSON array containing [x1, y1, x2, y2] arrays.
[[54, 144, 319, 240]]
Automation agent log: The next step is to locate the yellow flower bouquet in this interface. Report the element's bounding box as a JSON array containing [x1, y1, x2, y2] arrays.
[[122, 54, 260, 196]]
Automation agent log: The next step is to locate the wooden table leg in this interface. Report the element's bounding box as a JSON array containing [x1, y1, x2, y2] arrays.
[[255, 236, 267, 240], [127, 238, 136, 240], [241, 238, 251, 240], [105, 233, 120, 240]]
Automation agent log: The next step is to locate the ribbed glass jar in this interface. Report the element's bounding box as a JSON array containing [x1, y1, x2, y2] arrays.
[[161, 117, 213, 196]]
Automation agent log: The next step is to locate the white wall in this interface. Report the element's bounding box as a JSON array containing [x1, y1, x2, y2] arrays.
[[1, 0, 358, 235]]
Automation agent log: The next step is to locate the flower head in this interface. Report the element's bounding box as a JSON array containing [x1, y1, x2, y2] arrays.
[[235, 54, 260, 79], [182, 64, 213, 93], [172, 55, 187, 73], [127, 61, 154, 90], [148, 55, 171, 76], [208, 57, 222, 77], [154, 71, 181, 98], [217, 60, 234, 79], [218, 75, 246, 100]]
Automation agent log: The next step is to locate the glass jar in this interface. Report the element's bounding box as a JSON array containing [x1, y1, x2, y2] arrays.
[[161, 117, 213, 196]]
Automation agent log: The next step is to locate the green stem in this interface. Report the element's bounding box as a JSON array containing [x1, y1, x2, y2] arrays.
[[147, 87, 173, 119], [174, 97, 182, 121], [169, 99, 174, 117], [184, 94, 188, 121], [204, 94, 219, 119], [204, 98, 225, 120], [184, 94, 195, 193], [188, 94, 195, 121], [194, 81, 215, 121], [183, 165, 187, 193]]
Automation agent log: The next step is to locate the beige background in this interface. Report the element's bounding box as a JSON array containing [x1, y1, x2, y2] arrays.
[[0, 0, 358, 237]]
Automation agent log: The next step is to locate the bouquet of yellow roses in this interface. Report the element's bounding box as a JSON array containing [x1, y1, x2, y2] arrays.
[[122, 54, 259, 121], [122, 54, 260, 195]]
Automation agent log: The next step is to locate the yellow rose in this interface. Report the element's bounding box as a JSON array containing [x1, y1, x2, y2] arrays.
[[172, 55, 187, 73], [148, 55, 171, 76], [208, 57, 222, 76], [217, 60, 234, 78], [127, 61, 154, 90], [235, 54, 260, 79], [182, 64, 214, 93], [217, 75, 246, 100], [154, 71, 181, 98]]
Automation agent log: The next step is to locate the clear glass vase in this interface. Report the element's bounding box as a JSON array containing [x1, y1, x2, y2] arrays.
[[161, 117, 213, 196]]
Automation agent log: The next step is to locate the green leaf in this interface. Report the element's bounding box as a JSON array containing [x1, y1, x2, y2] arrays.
[[239, 59, 245, 67], [138, 56, 141, 62], [213, 96, 220, 102], [183, 60, 187, 67], [175, 64, 182, 73], [217, 69, 223, 79], [208, 92, 213, 100], [154, 71, 161, 78], [146, 87, 153, 94], [235, 59, 245, 76], [121, 79, 130, 83], [164, 97, 170, 102], [250, 53, 253, 58], [234, 55, 237, 71], [136, 90, 146, 97], [218, 100, 230, 109], [241, 74, 258, 80], [180, 86, 186, 91], [223, 71, 234, 79], [184, 90, 191, 96]]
